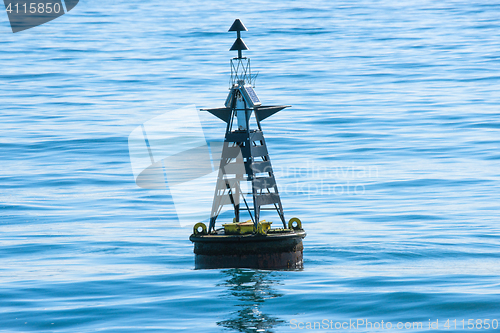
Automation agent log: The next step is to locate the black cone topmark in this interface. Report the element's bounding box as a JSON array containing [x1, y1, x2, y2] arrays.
[[3, 0, 79, 33]]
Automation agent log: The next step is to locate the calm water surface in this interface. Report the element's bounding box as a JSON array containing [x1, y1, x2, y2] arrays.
[[1, 0, 500, 332]]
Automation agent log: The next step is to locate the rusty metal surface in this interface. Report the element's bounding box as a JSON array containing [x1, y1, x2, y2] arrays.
[[190, 230, 305, 269], [190, 229, 306, 243], [190, 230, 305, 253], [194, 249, 303, 270], [192, 234, 304, 256]]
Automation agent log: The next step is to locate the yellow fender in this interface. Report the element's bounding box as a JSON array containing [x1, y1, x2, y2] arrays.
[[288, 217, 302, 230], [193, 222, 207, 235], [256, 222, 267, 235]]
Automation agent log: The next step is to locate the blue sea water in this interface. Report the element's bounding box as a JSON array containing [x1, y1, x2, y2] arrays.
[[1, 0, 500, 332]]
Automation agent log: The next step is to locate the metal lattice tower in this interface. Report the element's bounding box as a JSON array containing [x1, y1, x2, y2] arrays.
[[202, 19, 290, 233]]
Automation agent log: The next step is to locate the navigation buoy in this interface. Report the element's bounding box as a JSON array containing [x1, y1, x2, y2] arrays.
[[190, 19, 306, 269]]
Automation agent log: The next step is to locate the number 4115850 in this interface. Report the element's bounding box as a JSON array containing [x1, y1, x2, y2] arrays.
[[5, 2, 62, 14], [444, 319, 499, 330]]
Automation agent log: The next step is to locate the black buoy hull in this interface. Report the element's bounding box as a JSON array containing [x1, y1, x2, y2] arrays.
[[190, 230, 306, 270]]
